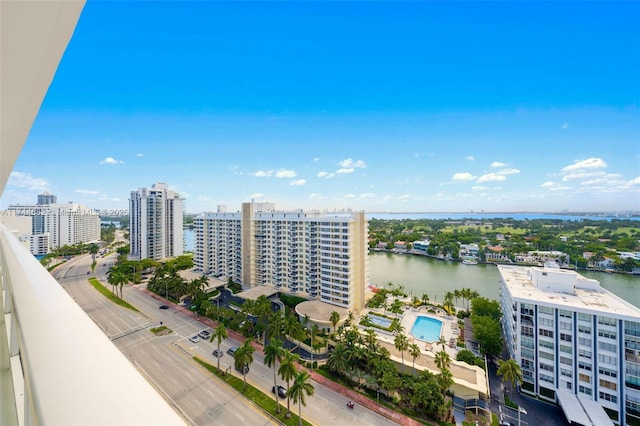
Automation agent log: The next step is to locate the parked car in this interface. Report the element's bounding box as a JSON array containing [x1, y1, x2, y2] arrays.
[[198, 330, 211, 339], [272, 385, 287, 399], [226, 347, 237, 356], [212, 349, 223, 358], [189, 335, 200, 343], [159, 305, 169, 310], [235, 363, 249, 374]]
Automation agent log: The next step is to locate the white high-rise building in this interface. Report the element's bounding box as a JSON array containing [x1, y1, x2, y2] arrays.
[[194, 202, 369, 312], [499, 263, 640, 426], [5, 201, 99, 252], [129, 183, 184, 261]]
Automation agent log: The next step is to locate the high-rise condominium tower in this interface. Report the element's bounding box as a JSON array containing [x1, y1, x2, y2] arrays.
[[129, 183, 184, 261], [499, 263, 640, 426], [194, 202, 369, 312]]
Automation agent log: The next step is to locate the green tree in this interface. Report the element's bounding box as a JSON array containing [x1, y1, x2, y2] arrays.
[[209, 323, 227, 372], [327, 343, 349, 375], [497, 358, 523, 394], [434, 350, 451, 372], [330, 311, 340, 334], [278, 351, 300, 417], [470, 314, 504, 355], [393, 332, 409, 373], [471, 297, 501, 320], [288, 370, 315, 426], [264, 338, 284, 413], [234, 338, 255, 391], [409, 343, 421, 375]]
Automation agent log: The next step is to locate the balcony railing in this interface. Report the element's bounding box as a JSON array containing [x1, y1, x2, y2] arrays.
[[0, 224, 185, 425]]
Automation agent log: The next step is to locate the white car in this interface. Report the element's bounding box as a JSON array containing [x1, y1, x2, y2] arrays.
[[189, 335, 200, 343]]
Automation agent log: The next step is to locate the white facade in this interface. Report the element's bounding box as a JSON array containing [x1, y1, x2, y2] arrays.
[[499, 264, 640, 425], [194, 202, 369, 312], [129, 182, 184, 261], [5, 202, 99, 251]]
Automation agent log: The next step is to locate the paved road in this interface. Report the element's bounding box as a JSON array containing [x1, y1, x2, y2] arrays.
[[53, 254, 398, 426], [54, 254, 276, 426]]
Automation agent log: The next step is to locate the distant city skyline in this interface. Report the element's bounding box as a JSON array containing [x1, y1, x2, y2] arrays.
[[2, 1, 638, 214]]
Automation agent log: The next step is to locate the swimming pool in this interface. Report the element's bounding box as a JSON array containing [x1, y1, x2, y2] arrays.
[[410, 316, 443, 342]]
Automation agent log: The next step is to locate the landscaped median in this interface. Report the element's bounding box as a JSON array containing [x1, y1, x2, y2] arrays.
[[193, 357, 313, 426], [87, 277, 140, 312]]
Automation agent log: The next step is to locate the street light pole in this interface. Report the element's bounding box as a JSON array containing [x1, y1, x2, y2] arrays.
[[518, 407, 527, 426]]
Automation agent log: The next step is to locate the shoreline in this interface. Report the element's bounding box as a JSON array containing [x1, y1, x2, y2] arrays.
[[368, 248, 640, 277]]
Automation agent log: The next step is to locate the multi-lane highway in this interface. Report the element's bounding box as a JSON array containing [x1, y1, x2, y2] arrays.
[[53, 253, 398, 426]]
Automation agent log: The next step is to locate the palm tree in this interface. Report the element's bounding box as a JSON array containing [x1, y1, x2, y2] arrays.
[[265, 339, 284, 413], [288, 370, 315, 426], [267, 310, 285, 341], [330, 310, 340, 334], [108, 269, 128, 299], [234, 338, 255, 391], [394, 332, 409, 373], [497, 358, 523, 394], [409, 343, 421, 375], [437, 335, 447, 351], [421, 293, 430, 305], [435, 350, 451, 372], [326, 342, 349, 375], [278, 351, 300, 417], [209, 323, 227, 372]]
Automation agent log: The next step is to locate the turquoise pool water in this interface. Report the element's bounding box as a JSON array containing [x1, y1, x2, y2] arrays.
[[410, 316, 443, 342]]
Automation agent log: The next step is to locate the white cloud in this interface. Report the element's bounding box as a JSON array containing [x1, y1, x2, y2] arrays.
[[309, 193, 327, 200], [100, 157, 123, 165], [136, 153, 144, 157], [313, 157, 320, 162], [344, 194, 356, 199], [290, 179, 306, 186], [317, 171, 335, 179], [465, 155, 475, 161], [562, 123, 569, 130], [253, 169, 273, 177], [471, 186, 487, 191], [451, 172, 476, 182], [275, 169, 297, 178], [490, 161, 506, 168], [336, 168, 354, 174], [360, 192, 376, 199], [250, 193, 264, 199], [7, 172, 49, 190], [562, 171, 603, 181], [338, 158, 366, 169], [561, 157, 607, 172], [630, 177, 640, 186], [477, 173, 506, 183], [74, 189, 99, 195], [540, 181, 570, 191], [496, 168, 520, 176]]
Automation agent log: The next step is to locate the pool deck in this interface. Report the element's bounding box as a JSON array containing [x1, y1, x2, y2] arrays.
[[363, 305, 488, 399]]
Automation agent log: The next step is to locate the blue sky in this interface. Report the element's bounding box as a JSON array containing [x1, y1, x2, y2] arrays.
[[3, 1, 639, 214]]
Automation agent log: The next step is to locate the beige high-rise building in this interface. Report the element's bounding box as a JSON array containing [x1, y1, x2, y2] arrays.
[[194, 202, 369, 312]]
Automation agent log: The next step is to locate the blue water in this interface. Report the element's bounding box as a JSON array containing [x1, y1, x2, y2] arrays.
[[410, 316, 443, 342], [368, 314, 392, 328], [367, 212, 638, 221]]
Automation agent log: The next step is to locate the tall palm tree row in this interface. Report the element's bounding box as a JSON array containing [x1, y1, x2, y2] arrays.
[[209, 323, 227, 372], [233, 338, 255, 391], [264, 339, 284, 413], [288, 370, 315, 426], [278, 351, 300, 418]]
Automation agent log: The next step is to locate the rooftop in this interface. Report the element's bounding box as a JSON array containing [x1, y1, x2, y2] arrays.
[[498, 264, 640, 318]]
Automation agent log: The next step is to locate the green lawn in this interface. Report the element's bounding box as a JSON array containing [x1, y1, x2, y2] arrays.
[[193, 357, 313, 426], [87, 277, 139, 312]]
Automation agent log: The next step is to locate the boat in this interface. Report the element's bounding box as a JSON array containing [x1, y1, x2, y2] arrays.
[[462, 256, 478, 265]]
